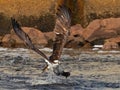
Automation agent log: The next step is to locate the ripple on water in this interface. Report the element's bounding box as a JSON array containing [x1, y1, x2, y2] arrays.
[[0, 47, 120, 90]]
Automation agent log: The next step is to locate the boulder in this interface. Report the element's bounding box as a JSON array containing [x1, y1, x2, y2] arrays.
[[2, 34, 11, 44], [44, 31, 56, 47], [82, 19, 101, 41], [101, 18, 120, 31], [103, 41, 119, 50], [65, 24, 85, 48], [2, 34, 16, 47], [65, 18, 120, 49], [82, 18, 120, 43], [2, 27, 47, 48], [44, 31, 56, 41], [70, 24, 83, 36], [82, 42, 92, 49], [105, 36, 120, 43], [103, 36, 120, 49]]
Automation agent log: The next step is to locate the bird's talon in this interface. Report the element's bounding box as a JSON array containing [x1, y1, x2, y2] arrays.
[[42, 65, 48, 73]]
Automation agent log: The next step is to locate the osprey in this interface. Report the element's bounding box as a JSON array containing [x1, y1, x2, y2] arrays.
[[11, 5, 71, 78]]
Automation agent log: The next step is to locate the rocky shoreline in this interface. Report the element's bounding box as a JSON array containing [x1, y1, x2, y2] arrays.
[[1, 17, 120, 50]]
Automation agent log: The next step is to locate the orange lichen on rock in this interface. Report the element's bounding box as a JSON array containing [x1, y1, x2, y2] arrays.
[[0, 0, 55, 16]]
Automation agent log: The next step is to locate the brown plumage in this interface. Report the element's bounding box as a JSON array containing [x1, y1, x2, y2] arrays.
[[49, 5, 71, 62], [11, 5, 71, 78]]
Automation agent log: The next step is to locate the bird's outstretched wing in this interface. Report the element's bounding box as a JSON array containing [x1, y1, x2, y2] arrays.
[[11, 18, 49, 60], [49, 5, 71, 62]]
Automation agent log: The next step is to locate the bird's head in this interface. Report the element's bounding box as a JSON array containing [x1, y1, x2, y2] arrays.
[[61, 71, 70, 78], [53, 60, 60, 64], [53, 67, 70, 78]]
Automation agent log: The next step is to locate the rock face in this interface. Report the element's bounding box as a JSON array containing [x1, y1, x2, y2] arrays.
[[81, 18, 120, 49], [44, 32, 56, 41], [2, 18, 120, 49], [2, 34, 17, 47], [62, 17, 120, 49], [42, 18, 120, 49], [82, 19, 101, 41], [44, 31, 56, 47], [103, 37, 120, 49], [82, 18, 119, 42], [65, 24, 85, 48], [103, 41, 119, 50], [70, 24, 83, 36], [2, 27, 47, 48]]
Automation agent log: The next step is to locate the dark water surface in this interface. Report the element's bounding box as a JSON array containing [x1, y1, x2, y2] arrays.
[[0, 47, 120, 90]]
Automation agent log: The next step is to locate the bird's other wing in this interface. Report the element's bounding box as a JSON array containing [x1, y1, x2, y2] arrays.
[[11, 18, 49, 60], [49, 5, 71, 62]]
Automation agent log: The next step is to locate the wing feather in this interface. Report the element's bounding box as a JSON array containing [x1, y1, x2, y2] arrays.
[[11, 18, 49, 60], [49, 5, 71, 62]]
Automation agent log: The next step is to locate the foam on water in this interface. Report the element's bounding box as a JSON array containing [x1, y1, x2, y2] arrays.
[[0, 47, 8, 51], [39, 48, 52, 52], [93, 45, 103, 48], [98, 50, 120, 53]]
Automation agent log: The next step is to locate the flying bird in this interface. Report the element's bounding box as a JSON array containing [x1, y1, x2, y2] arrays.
[[11, 5, 71, 78]]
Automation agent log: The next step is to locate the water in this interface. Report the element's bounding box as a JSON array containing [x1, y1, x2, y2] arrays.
[[0, 47, 120, 90]]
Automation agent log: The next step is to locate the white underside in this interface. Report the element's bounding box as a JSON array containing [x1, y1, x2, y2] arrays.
[[44, 59, 59, 70]]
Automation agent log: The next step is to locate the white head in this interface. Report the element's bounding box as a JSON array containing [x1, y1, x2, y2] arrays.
[[54, 60, 59, 63], [53, 60, 60, 65]]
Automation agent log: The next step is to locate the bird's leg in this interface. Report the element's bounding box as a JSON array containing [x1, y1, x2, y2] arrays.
[[42, 64, 48, 73]]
